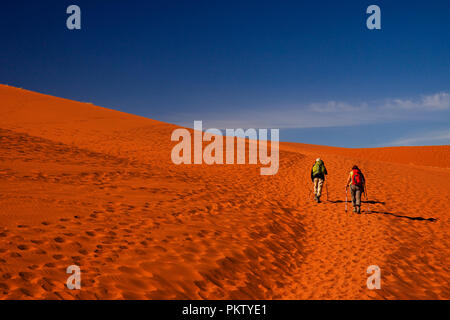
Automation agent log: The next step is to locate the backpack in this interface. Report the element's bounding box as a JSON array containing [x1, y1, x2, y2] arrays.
[[312, 160, 325, 176], [352, 169, 364, 187]]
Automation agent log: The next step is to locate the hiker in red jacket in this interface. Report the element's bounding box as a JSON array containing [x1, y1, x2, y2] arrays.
[[345, 165, 366, 214]]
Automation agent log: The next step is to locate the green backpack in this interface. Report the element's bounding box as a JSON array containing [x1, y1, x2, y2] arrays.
[[312, 160, 325, 176]]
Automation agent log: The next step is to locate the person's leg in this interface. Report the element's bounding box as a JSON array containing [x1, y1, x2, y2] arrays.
[[317, 179, 324, 196], [317, 178, 324, 198], [355, 186, 362, 213], [350, 185, 357, 212], [313, 178, 319, 201]]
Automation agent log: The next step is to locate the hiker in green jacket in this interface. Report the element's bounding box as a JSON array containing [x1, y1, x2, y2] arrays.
[[311, 158, 328, 203]]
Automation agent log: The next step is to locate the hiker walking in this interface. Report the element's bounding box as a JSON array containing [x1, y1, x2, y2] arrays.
[[346, 165, 366, 214], [311, 158, 328, 203]]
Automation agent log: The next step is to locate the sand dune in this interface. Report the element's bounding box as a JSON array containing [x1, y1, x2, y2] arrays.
[[0, 85, 448, 299]]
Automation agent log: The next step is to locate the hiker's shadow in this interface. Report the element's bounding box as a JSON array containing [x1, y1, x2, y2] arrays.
[[327, 199, 437, 222], [366, 210, 437, 222]]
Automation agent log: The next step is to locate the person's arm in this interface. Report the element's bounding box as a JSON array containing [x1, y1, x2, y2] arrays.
[[311, 167, 314, 182], [324, 166, 328, 175], [346, 173, 352, 188]]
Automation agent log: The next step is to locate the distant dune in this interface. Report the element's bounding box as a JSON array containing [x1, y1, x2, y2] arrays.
[[0, 85, 448, 299]]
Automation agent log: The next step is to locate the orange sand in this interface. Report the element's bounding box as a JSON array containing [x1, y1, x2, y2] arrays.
[[0, 85, 448, 299]]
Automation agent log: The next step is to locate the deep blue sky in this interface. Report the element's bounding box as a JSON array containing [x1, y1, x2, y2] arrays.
[[1, 0, 449, 147]]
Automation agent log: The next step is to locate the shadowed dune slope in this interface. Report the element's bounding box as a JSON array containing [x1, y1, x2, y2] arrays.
[[0, 85, 449, 299]]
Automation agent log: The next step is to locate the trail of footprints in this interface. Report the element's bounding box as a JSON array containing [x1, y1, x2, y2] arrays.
[[1, 178, 309, 300], [0, 203, 160, 299]]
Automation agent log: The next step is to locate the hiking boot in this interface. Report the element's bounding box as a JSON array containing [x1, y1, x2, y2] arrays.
[[352, 207, 357, 213], [317, 196, 321, 203], [356, 206, 361, 214], [314, 195, 318, 202]]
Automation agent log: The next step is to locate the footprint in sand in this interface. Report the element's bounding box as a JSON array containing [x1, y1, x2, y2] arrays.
[[54, 237, 65, 243]]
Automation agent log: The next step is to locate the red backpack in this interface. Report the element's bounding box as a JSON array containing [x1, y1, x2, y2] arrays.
[[352, 169, 364, 187]]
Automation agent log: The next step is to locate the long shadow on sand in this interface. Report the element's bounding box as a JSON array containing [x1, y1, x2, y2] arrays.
[[366, 210, 437, 222], [326, 199, 437, 222]]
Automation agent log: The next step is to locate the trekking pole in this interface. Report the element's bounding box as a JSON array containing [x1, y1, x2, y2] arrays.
[[345, 187, 348, 212]]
